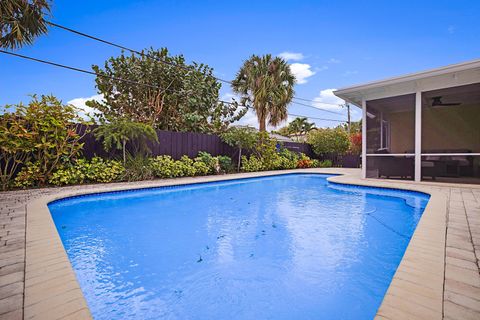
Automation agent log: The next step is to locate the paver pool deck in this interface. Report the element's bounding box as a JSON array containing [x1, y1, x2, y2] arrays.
[[0, 168, 479, 319]]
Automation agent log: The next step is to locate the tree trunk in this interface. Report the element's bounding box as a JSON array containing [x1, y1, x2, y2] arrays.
[[258, 110, 267, 132], [122, 139, 126, 165], [237, 147, 242, 172], [259, 117, 266, 132]]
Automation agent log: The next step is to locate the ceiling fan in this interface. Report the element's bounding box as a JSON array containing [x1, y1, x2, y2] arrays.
[[431, 96, 461, 107]]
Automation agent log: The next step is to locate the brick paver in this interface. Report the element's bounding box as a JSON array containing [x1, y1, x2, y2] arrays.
[[443, 188, 480, 319], [0, 170, 479, 319]]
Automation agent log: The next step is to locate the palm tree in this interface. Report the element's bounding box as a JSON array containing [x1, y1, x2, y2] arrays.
[[288, 117, 315, 140], [232, 54, 295, 132], [0, 0, 51, 50]]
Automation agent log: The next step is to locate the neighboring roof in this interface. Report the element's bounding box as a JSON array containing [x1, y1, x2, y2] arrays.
[[334, 58, 480, 107], [230, 125, 294, 142], [269, 133, 294, 142]]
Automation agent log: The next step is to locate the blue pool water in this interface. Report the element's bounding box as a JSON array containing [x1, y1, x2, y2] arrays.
[[49, 174, 430, 320]]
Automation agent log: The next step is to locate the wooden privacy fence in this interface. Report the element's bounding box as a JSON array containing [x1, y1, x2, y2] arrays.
[[79, 126, 360, 168]]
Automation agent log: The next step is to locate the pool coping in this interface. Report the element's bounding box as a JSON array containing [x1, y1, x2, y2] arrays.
[[24, 168, 447, 319]]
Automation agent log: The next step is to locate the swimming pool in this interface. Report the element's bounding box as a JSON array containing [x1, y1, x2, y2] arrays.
[[49, 174, 430, 319]]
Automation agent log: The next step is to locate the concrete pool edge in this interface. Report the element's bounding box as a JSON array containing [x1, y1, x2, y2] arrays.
[[328, 174, 447, 319], [25, 168, 445, 319]]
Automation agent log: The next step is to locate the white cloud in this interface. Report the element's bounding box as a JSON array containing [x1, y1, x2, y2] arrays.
[[327, 58, 341, 64], [311, 89, 361, 121], [68, 94, 103, 121], [290, 63, 316, 84], [312, 89, 345, 111], [278, 52, 304, 61], [236, 109, 259, 128]]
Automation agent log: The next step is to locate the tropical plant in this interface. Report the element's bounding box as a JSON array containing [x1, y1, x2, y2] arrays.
[[87, 48, 246, 133], [307, 127, 350, 156], [252, 132, 280, 170], [349, 132, 362, 154], [0, 109, 34, 190], [341, 120, 361, 134], [297, 159, 312, 168], [13, 161, 42, 188], [220, 126, 258, 171], [122, 154, 155, 181], [12, 95, 89, 187], [93, 120, 158, 164], [0, 0, 51, 49], [274, 126, 291, 137], [231, 54, 295, 131]]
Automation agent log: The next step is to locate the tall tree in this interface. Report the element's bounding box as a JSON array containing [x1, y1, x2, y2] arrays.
[[87, 48, 246, 133], [0, 0, 51, 49], [231, 54, 295, 132]]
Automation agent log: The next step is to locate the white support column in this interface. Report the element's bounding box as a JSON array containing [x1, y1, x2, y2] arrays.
[[414, 91, 422, 181], [362, 98, 367, 179]]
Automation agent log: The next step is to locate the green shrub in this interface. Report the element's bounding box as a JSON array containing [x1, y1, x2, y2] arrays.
[[0, 109, 35, 190], [195, 151, 216, 173], [217, 155, 233, 173], [241, 155, 264, 172], [310, 159, 333, 168], [49, 162, 86, 186], [25, 96, 89, 186], [319, 159, 333, 168], [178, 155, 197, 176], [277, 149, 299, 169], [86, 157, 125, 183], [307, 127, 350, 156], [15, 157, 125, 187], [193, 161, 210, 176], [150, 155, 178, 178], [311, 159, 321, 168]]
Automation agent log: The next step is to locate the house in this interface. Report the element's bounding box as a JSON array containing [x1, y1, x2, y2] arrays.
[[334, 59, 480, 184]]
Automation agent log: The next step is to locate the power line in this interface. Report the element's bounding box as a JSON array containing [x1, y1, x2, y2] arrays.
[[290, 100, 344, 116], [293, 97, 321, 103], [0, 50, 347, 124], [46, 21, 234, 85], [46, 21, 332, 104], [293, 97, 342, 106]]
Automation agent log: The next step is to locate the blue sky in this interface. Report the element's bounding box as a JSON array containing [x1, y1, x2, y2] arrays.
[[1, 0, 479, 128]]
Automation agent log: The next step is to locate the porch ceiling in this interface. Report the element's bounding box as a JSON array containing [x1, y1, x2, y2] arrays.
[[334, 58, 480, 107]]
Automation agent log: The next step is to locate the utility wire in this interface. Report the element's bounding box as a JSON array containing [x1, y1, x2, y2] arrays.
[[46, 21, 342, 107], [0, 50, 346, 123], [46, 21, 234, 85], [291, 100, 344, 116], [293, 97, 340, 106]]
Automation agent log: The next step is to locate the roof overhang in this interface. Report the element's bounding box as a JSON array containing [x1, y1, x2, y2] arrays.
[[334, 58, 480, 108]]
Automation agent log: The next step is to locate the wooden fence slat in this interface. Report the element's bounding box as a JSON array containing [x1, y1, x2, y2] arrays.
[[76, 125, 358, 167]]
